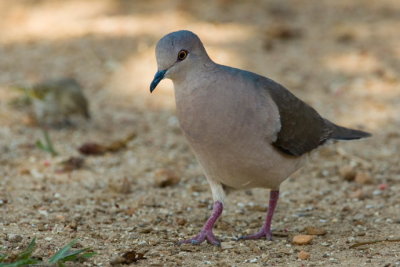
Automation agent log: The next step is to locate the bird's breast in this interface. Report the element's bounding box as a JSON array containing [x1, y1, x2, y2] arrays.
[[174, 79, 279, 150]]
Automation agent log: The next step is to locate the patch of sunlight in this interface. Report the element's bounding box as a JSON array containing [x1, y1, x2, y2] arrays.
[[100, 45, 176, 112], [331, 77, 400, 131], [0, 0, 113, 42], [323, 51, 381, 75], [393, 40, 400, 60]]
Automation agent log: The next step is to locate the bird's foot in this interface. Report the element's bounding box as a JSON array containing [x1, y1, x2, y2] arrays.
[[177, 201, 223, 246], [178, 230, 221, 246], [239, 229, 272, 241]]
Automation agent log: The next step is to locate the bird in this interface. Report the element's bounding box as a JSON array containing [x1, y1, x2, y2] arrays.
[[150, 30, 371, 246], [21, 78, 90, 127]]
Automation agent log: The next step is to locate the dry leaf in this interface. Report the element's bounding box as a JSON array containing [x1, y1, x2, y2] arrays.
[[78, 132, 136, 156]]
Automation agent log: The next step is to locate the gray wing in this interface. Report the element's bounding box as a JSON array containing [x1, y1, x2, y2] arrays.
[[264, 79, 333, 156], [226, 66, 370, 157]]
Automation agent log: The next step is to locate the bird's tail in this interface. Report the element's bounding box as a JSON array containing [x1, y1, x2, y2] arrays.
[[326, 120, 371, 140]]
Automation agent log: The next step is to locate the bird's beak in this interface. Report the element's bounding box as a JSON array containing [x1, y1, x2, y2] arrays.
[[150, 70, 167, 93]]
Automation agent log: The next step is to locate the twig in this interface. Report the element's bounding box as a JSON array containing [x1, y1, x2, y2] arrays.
[[350, 238, 400, 248]]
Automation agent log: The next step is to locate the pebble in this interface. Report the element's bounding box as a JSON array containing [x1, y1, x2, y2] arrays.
[[372, 190, 382, 196], [292, 235, 314, 245], [350, 189, 366, 199], [38, 210, 49, 216], [298, 250, 310, 260], [154, 169, 180, 188], [139, 227, 152, 234], [176, 218, 187, 226], [221, 242, 235, 250], [110, 255, 125, 265], [339, 165, 356, 181], [305, 226, 327, 236], [7, 234, 23, 243], [355, 172, 373, 185], [321, 242, 331, 247], [251, 258, 259, 263]]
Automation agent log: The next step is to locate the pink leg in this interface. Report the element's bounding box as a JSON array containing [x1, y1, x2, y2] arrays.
[[178, 201, 223, 246], [240, 190, 279, 240]]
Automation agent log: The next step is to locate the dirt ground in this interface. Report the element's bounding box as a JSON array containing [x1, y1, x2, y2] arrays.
[[1, 0, 400, 266]]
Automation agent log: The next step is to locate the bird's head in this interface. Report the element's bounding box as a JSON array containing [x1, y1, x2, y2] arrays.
[[150, 30, 211, 93]]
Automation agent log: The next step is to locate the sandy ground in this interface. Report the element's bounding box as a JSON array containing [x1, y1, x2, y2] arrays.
[[1, 0, 400, 266]]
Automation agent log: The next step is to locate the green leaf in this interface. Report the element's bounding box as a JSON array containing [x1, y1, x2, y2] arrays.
[[56, 248, 88, 262], [35, 140, 46, 150], [35, 129, 58, 156], [48, 239, 77, 264], [16, 238, 36, 260], [0, 258, 40, 267], [42, 130, 58, 156], [48, 240, 95, 265], [80, 251, 96, 259]]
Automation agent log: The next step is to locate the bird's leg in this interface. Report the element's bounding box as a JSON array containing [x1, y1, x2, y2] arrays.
[[178, 201, 223, 246], [240, 190, 279, 240]]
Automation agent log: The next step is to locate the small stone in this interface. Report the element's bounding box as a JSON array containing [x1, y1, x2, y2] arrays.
[[154, 169, 180, 187], [68, 221, 78, 231], [298, 250, 310, 260], [355, 172, 373, 185], [124, 207, 136, 216], [292, 235, 314, 245], [248, 205, 266, 212], [139, 227, 152, 234], [19, 168, 30, 175], [190, 184, 207, 192], [110, 255, 125, 265], [221, 242, 235, 249], [38, 209, 48, 216], [249, 258, 258, 263], [305, 226, 327, 236], [372, 190, 381, 196], [176, 218, 187, 226], [339, 165, 356, 181], [350, 189, 366, 199], [55, 215, 65, 221], [37, 223, 48, 231], [7, 234, 23, 243]]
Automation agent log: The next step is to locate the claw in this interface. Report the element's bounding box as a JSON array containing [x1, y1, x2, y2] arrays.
[[178, 230, 221, 246], [239, 229, 273, 240]]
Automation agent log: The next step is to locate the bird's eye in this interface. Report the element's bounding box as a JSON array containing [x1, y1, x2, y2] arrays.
[[177, 50, 188, 61]]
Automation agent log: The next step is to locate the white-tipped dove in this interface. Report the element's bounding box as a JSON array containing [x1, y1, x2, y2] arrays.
[[150, 30, 371, 246]]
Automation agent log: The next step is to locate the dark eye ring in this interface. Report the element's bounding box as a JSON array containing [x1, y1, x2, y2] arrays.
[[177, 50, 188, 61]]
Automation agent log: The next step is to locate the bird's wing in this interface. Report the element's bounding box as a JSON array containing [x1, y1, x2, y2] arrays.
[[263, 79, 333, 156]]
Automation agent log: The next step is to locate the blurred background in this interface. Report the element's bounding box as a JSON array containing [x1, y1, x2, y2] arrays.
[[0, 0, 399, 266]]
